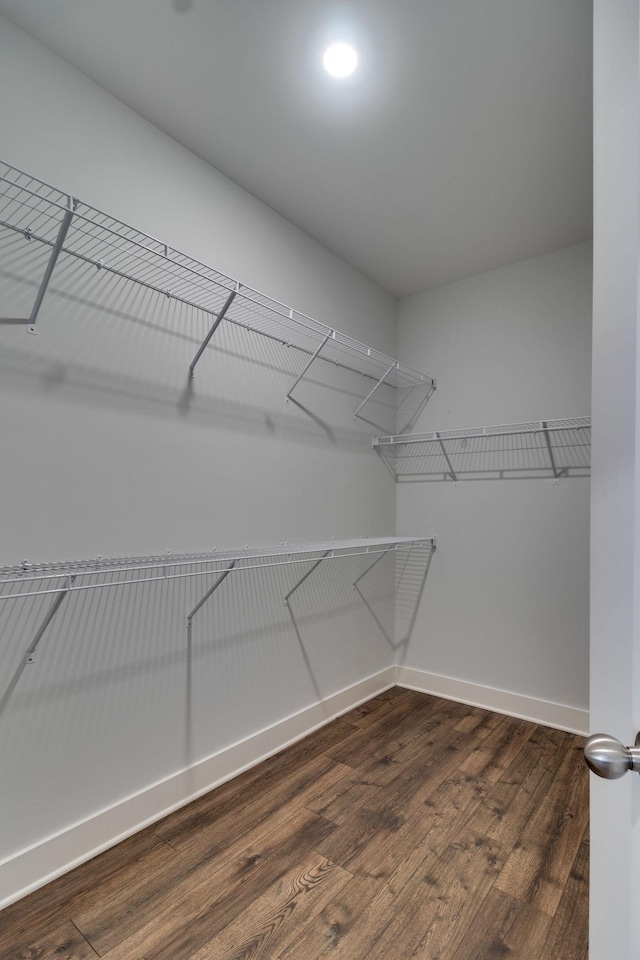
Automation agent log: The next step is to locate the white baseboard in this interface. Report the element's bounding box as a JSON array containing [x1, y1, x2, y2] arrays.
[[395, 665, 589, 736], [0, 667, 395, 911], [1, 664, 588, 911]]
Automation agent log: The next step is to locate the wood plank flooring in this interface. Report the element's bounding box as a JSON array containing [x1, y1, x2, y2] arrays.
[[0, 687, 589, 959]]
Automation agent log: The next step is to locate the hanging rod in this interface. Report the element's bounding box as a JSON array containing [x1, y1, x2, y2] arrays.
[[0, 537, 436, 603], [372, 417, 591, 481], [0, 161, 435, 413]]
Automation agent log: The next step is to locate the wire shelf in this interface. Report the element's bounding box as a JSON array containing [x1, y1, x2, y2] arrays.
[[373, 418, 591, 481], [0, 537, 436, 602], [0, 160, 435, 421]]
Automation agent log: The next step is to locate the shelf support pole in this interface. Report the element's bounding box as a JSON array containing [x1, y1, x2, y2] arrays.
[[541, 421, 560, 479], [186, 561, 237, 639], [286, 332, 332, 401], [436, 433, 458, 482], [24, 575, 76, 664], [352, 545, 394, 589], [0, 197, 77, 334], [284, 551, 331, 606], [354, 362, 396, 421], [188, 287, 238, 379]]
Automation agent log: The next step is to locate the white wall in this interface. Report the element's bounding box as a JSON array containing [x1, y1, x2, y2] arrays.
[[0, 17, 401, 904], [396, 243, 591, 722]]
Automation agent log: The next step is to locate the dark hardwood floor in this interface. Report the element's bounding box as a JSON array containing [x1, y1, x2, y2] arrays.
[[0, 687, 589, 959]]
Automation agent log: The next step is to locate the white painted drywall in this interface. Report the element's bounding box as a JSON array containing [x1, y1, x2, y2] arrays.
[[396, 242, 591, 714], [0, 16, 401, 897]]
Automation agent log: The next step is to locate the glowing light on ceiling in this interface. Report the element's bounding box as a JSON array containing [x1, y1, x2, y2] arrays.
[[323, 43, 358, 78]]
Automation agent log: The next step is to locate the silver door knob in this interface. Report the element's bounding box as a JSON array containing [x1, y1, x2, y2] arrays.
[[584, 732, 640, 779]]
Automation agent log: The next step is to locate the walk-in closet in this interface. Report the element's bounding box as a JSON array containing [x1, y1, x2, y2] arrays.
[[0, 2, 637, 959]]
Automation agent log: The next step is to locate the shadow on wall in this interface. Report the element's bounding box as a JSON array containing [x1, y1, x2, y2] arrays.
[[0, 543, 435, 739], [0, 542, 436, 863], [0, 228, 433, 439], [349, 541, 437, 667]]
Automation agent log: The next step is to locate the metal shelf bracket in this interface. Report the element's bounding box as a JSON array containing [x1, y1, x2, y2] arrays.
[[1, 195, 77, 334], [186, 560, 237, 639], [352, 544, 395, 589], [436, 432, 459, 482], [286, 331, 333, 402], [188, 285, 239, 379], [24, 575, 76, 664], [284, 551, 331, 606], [354, 362, 396, 422], [541, 420, 561, 480]]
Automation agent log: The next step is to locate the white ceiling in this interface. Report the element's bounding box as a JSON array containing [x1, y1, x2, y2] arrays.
[[0, 0, 593, 297]]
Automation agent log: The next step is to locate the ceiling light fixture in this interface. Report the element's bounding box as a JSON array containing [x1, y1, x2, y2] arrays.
[[323, 43, 358, 78]]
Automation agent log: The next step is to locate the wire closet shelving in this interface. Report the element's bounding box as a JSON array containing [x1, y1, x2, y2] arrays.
[[0, 160, 435, 424], [372, 418, 591, 482], [0, 537, 436, 663]]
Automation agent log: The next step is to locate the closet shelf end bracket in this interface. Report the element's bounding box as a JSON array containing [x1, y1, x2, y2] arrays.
[[1, 195, 78, 335]]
